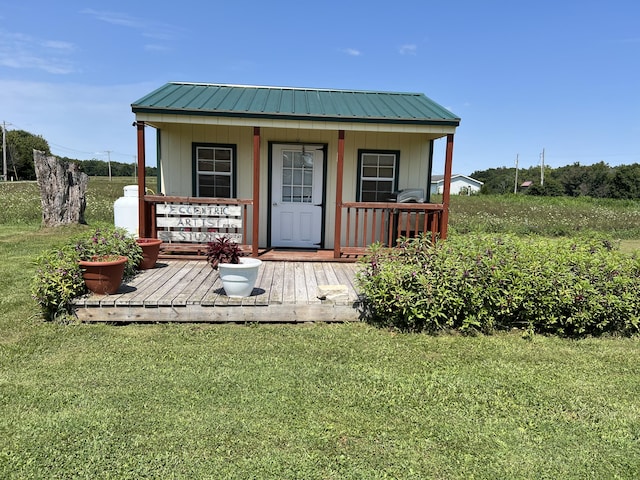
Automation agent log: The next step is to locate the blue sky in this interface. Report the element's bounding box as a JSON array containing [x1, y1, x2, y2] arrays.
[[0, 0, 638, 174]]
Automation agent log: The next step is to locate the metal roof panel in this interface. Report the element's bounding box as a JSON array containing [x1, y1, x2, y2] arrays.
[[132, 82, 461, 126]]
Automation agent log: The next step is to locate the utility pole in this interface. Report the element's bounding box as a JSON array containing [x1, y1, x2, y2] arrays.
[[540, 148, 545, 186], [514, 153, 519, 194], [2, 121, 6, 182], [106, 150, 112, 181], [1, 121, 11, 181]]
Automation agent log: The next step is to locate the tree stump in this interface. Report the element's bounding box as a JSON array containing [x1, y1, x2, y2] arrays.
[[33, 149, 88, 227]]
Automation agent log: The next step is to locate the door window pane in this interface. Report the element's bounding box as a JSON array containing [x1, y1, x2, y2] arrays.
[[282, 149, 313, 203]]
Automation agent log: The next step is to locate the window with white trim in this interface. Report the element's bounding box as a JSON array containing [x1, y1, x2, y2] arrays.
[[357, 150, 399, 202], [194, 144, 235, 198]]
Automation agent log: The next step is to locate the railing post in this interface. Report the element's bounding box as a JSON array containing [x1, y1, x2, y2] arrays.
[[334, 130, 345, 258], [149, 201, 159, 240], [136, 121, 147, 238], [252, 127, 260, 257], [440, 133, 454, 239]]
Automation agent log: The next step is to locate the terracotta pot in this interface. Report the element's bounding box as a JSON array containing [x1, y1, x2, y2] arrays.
[[79, 256, 128, 295], [136, 238, 163, 270]]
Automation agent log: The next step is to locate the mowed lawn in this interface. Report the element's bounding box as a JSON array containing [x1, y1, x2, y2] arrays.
[[1, 180, 640, 478]]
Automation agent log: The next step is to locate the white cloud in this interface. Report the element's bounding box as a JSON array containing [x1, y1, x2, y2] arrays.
[[81, 9, 182, 47], [41, 40, 76, 52], [81, 9, 146, 29], [0, 30, 76, 74], [399, 44, 417, 55], [342, 48, 362, 56], [0, 80, 158, 161], [144, 44, 172, 53]]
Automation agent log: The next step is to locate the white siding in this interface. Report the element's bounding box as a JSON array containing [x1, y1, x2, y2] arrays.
[[153, 122, 437, 248]]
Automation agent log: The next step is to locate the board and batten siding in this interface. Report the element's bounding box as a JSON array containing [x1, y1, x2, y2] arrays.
[[152, 121, 437, 249]]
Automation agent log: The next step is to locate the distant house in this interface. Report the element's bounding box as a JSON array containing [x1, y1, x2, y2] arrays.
[[430, 174, 483, 195]]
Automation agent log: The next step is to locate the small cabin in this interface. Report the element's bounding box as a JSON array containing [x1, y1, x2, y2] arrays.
[[131, 82, 460, 260]]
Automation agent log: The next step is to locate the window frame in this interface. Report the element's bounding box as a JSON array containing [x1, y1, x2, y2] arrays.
[[356, 149, 400, 202], [192, 143, 237, 198]]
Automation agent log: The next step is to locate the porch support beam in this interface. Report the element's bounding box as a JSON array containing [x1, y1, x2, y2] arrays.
[[252, 127, 260, 257], [440, 133, 454, 239], [333, 130, 345, 258], [136, 121, 147, 238]]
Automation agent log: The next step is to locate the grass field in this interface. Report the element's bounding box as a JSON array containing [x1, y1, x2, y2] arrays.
[[1, 179, 640, 478]]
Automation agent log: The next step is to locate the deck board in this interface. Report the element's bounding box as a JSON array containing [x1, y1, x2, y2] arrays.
[[253, 260, 273, 306], [124, 263, 180, 306], [170, 262, 211, 306], [322, 262, 341, 285], [144, 261, 195, 306], [269, 262, 285, 304], [282, 263, 296, 304], [186, 266, 218, 305], [73, 260, 361, 323], [303, 262, 321, 304]]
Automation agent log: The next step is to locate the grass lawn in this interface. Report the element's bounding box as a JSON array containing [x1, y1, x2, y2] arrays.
[[2, 322, 640, 479], [1, 180, 640, 478]]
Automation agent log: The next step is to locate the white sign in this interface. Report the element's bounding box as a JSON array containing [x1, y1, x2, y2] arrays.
[[158, 231, 243, 243], [156, 217, 243, 229], [156, 204, 242, 217]]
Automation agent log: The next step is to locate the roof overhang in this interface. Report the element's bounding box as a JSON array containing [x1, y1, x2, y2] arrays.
[[134, 112, 458, 136]]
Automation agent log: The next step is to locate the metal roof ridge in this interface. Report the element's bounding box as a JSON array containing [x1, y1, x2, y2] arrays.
[[166, 81, 425, 96]]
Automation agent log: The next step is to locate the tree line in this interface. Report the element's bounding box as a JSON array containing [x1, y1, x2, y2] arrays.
[[0, 129, 156, 181], [471, 161, 640, 199]]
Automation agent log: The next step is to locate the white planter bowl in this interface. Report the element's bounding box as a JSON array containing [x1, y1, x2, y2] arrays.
[[218, 257, 262, 297]]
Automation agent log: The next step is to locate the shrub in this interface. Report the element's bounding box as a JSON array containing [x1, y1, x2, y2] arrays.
[[356, 234, 640, 337], [31, 246, 86, 321], [31, 225, 143, 321]]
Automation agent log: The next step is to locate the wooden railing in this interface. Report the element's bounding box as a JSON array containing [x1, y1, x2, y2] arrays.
[[337, 202, 445, 256], [143, 195, 254, 256], [142, 196, 443, 260]]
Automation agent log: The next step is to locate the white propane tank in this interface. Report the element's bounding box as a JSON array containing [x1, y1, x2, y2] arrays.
[[114, 185, 139, 236]]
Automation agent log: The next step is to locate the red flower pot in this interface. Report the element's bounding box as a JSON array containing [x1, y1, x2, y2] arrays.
[[79, 256, 128, 295], [136, 238, 163, 270]]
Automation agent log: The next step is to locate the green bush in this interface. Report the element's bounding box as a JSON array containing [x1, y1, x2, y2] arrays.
[[31, 225, 143, 321], [356, 234, 640, 337], [31, 246, 86, 321]]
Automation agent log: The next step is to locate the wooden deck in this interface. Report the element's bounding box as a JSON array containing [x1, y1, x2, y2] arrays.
[[73, 260, 363, 323]]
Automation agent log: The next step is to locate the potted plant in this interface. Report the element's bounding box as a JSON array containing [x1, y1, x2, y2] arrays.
[[77, 255, 128, 295], [74, 226, 143, 295], [136, 237, 163, 270], [207, 236, 262, 298], [32, 226, 144, 320]]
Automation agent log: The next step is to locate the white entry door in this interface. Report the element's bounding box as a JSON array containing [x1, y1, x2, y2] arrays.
[[271, 144, 324, 248]]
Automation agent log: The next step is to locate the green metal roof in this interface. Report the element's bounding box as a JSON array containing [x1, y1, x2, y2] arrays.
[[132, 82, 460, 126]]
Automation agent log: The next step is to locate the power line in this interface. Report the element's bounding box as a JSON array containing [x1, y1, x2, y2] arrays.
[[50, 142, 136, 160]]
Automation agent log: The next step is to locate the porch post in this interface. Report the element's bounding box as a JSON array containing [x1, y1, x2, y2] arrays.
[[252, 127, 260, 257], [136, 121, 147, 238], [333, 130, 345, 258], [440, 133, 454, 239]]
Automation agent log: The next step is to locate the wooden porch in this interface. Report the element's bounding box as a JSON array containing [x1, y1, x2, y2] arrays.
[[73, 259, 362, 323]]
